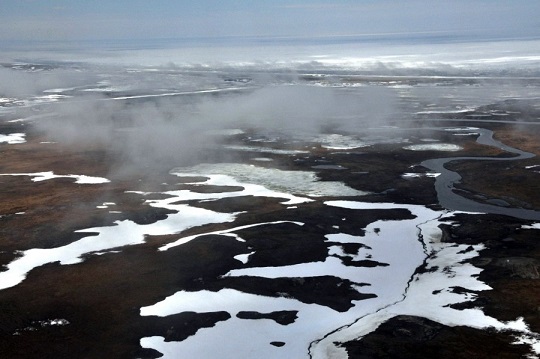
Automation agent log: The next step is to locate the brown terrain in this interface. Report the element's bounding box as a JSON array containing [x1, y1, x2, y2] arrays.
[[0, 102, 539, 358]]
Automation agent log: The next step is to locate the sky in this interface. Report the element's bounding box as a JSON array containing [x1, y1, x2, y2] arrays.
[[1, 0, 539, 43]]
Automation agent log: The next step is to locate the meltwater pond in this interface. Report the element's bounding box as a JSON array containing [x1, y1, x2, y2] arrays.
[[421, 128, 540, 220]]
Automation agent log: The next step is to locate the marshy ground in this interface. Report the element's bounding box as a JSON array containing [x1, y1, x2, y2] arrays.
[[0, 99, 539, 358]]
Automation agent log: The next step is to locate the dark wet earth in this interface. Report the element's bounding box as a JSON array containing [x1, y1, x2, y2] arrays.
[[0, 99, 539, 358]]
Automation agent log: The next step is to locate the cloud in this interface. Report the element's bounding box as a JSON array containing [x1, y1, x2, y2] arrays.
[[24, 73, 399, 178], [0, 66, 98, 97]]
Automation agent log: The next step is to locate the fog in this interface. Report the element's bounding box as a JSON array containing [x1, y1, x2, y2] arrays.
[[196, 85, 398, 131], [2, 37, 540, 180], [0, 61, 400, 179], [0, 66, 98, 98], [28, 82, 399, 177]]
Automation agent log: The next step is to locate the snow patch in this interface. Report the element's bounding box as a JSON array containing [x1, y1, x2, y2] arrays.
[[404, 143, 463, 152], [0, 133, 26, 144], [0, 171, 110, 184], [170, 163, 368, 199]]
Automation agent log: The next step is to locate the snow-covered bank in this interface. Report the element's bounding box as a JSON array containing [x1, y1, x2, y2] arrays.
[[139, 199, 540, 359], [310, 202, 540, 359]]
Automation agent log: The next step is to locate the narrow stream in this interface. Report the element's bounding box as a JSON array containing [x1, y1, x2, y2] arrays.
[[421, 128, 540, 220]]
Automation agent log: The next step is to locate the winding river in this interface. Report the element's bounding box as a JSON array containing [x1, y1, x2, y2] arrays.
[[421, 128, 540, 220]]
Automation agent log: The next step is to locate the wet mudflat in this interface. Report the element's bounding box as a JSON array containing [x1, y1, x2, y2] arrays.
[[0, 108, 539, 358]]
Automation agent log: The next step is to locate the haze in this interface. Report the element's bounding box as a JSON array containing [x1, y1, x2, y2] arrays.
[[1, 1, 540, 42]]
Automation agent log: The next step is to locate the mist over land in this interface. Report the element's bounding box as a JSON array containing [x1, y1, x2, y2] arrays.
[[1, 1, 540, 357], [3, 34, 540, 174]]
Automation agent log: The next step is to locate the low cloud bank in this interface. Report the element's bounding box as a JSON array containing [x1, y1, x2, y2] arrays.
[[31, 82, 399, 175]]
